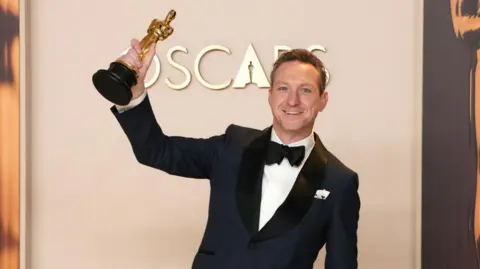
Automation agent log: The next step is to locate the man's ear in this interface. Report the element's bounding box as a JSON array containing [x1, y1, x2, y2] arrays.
[[318, 91, 328, 112]]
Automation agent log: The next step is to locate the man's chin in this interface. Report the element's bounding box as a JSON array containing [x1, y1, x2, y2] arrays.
[[277, 122, 305, 133]]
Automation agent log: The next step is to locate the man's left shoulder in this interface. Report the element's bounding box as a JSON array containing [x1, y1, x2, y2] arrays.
[[325, 152, 359, 189]]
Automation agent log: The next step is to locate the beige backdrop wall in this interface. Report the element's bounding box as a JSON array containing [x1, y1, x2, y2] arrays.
[[26, 0, 422, 268]]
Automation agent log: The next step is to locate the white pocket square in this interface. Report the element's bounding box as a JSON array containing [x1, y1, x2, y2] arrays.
[[314, 189, 330, 200]]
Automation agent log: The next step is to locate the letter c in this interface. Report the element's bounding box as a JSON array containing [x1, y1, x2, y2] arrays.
[[194, 45, 232, 90]]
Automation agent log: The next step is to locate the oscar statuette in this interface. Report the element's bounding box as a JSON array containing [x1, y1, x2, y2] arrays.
[[92, 10, 176, 105]]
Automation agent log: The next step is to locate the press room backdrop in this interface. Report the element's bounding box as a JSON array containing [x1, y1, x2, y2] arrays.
[[422, 0, 480, 268], [26, 0, 422, 269], [0, 0, 20, 269]]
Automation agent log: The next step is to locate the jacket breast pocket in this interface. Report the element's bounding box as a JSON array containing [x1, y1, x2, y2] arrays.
[[300, 198, 331, 226]]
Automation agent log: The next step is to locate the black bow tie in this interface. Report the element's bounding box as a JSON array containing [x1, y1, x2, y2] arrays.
[[266, 141, 306, 167]]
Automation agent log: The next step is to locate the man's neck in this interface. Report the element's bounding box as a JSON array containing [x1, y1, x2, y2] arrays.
[[272, 125, 313, 145]]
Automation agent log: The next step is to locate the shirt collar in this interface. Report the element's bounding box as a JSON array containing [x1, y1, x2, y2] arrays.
[[270, 128, 315, 151]]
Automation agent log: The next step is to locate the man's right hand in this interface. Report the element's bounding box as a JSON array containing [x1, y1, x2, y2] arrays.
[[116, 39, 157, 101]]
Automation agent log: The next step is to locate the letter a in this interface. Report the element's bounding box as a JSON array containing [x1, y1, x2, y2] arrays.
[[232, 44, 270, 88]]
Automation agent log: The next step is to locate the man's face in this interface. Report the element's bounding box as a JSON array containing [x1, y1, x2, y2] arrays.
[[268, 61, 328, 137]]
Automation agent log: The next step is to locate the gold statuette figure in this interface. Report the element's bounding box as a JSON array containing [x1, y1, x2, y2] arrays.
[[92, 10, 176, 105]]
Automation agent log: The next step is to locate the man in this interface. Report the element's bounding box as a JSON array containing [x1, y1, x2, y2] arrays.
[[110, 39, 360, 269]]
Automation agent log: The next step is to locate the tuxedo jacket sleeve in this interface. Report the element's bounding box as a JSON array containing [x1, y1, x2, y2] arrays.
[[111, 94, 226, 179], [325, 172, 360, 269]]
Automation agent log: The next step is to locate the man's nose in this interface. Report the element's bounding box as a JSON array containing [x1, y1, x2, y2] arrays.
[[287, 91, 300, 106]]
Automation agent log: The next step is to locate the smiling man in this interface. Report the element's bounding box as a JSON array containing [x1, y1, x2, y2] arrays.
[[110, 39, 360, 269]]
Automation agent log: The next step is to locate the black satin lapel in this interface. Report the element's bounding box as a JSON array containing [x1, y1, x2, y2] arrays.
[[235, 127, 272, 236], [252, 134, 329, 242], [301, 134, 329, 189]]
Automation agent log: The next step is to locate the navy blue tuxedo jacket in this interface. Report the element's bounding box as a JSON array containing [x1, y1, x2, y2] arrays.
[[111, 95, 360, 269]]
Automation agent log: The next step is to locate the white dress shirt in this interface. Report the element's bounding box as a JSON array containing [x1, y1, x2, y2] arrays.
[[258, 129, 315, 229], [115, 93, 316, 229]]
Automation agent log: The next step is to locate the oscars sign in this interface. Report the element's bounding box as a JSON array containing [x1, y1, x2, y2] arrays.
[[135, 44, 331, 91], [92, 9, 331, 105]]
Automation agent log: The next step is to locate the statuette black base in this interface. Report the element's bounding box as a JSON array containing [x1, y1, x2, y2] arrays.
[[92, 61, 138, 106]]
